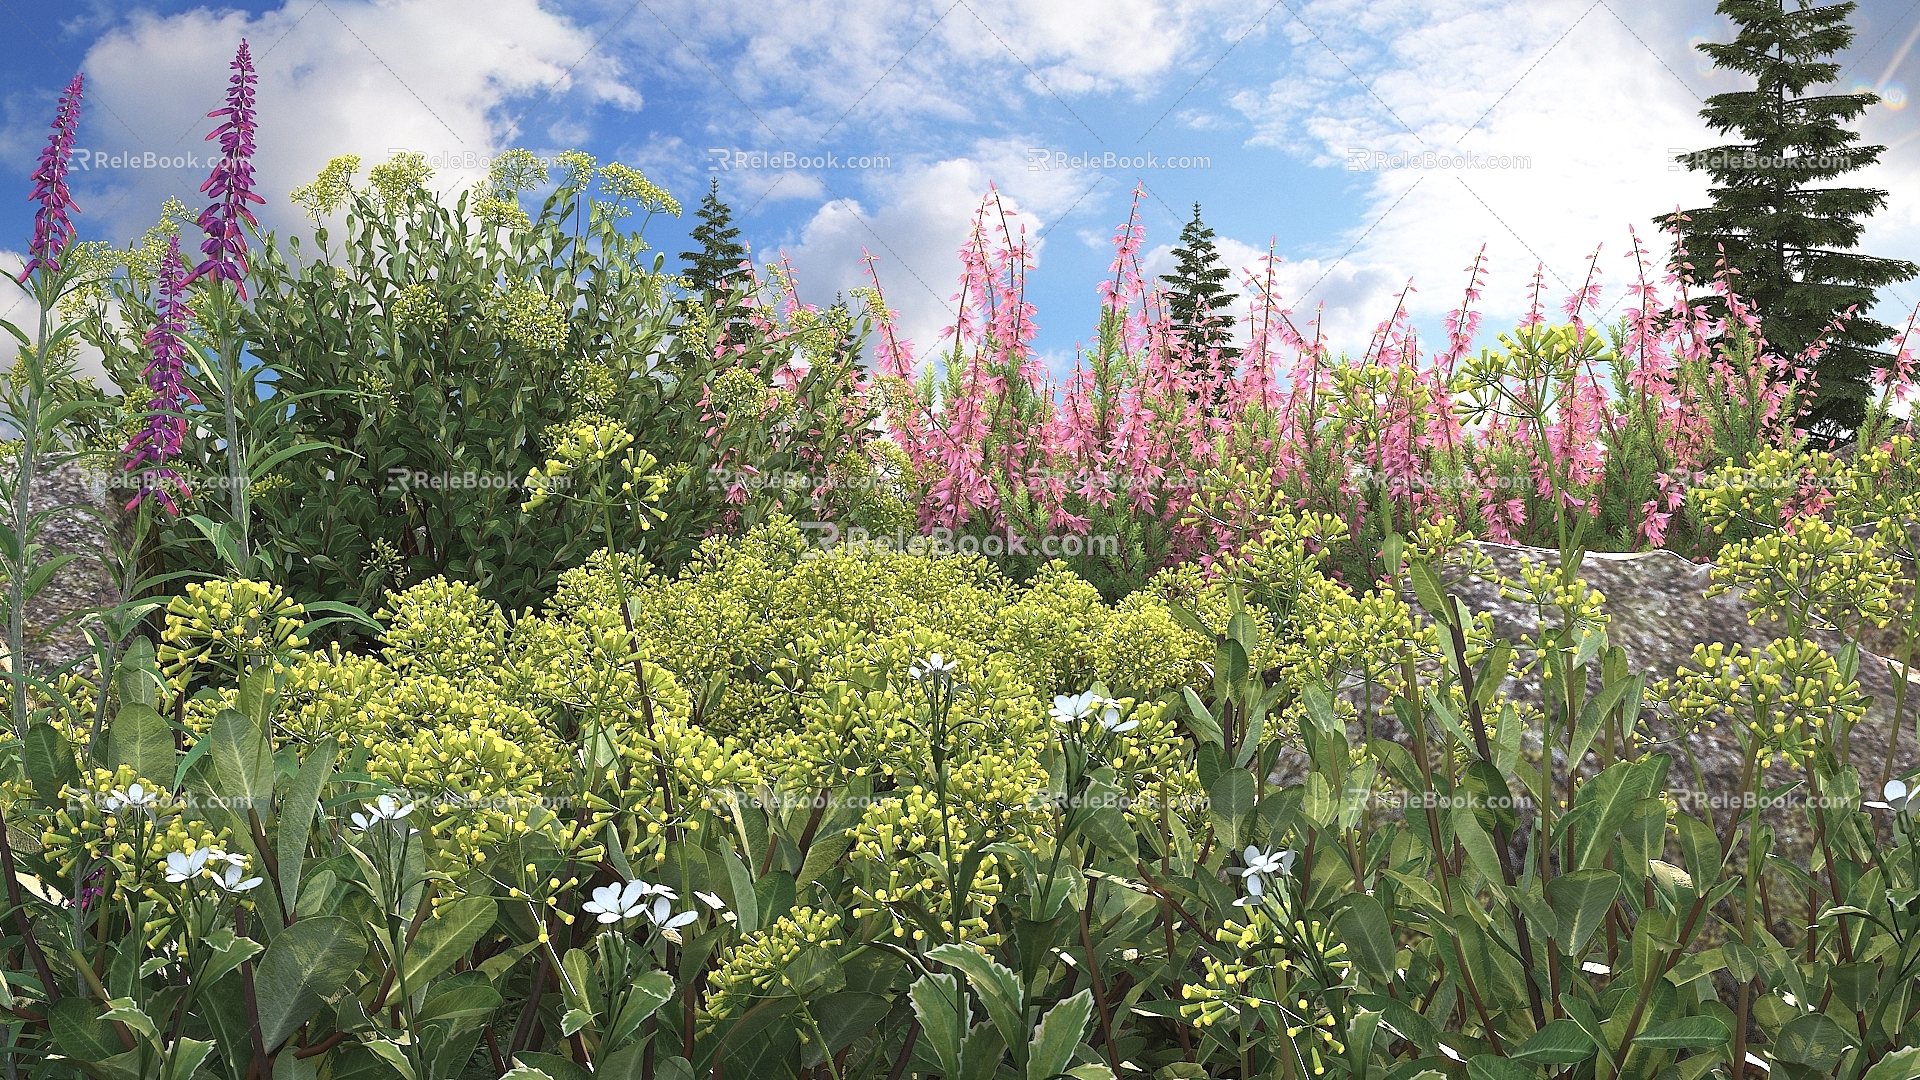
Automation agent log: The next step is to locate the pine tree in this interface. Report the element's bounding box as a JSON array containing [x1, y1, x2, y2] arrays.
[[1159, 204, 1239, 396], [679, 178, 748, 303], [1661, 0, 1916, 435]]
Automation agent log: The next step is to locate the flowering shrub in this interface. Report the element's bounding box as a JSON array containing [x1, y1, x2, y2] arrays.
[[0, 458, 1911, 1079], [870, 192, 1911, 593]]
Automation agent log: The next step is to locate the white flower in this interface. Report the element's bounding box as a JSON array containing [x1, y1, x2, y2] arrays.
[[1051, 692, 1099, 726], [164, 849, 211, 883], [1234, 846, 1294, 906], [695, 890, 727, 909], [908, 653, 957, 682], [646, 895, 698, 931], [582, 881, 650, 923], [211, 861, 263, 893], [204, 848, 248, 867], [350, 794, 416, 831], [1098, 703, 1138, 734], [104, 783, 160, 815], [1887, 779, 1910, 813]]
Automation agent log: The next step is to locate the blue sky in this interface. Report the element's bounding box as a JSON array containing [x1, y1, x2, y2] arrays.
[[6, 0, 1920, 378]]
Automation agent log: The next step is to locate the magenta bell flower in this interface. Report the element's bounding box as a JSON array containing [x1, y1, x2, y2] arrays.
[[190, 41, 263, 300], [17, 73, 84, 285], [122, 236, 198, 514]]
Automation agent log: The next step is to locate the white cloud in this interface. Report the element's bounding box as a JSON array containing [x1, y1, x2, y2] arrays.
[[776, 137, 1126, 356], [1225, 0, 1721, 347], [62, 0, 638, 240]]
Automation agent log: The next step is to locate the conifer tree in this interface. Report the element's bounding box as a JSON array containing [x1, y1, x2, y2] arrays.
[[1662, 0, 1916, 435], [679, 178, 748, 303], [1160, 204, 1239, 396]]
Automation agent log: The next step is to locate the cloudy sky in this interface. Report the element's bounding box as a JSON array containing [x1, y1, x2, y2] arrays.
[[5, 0, 1920, 374]]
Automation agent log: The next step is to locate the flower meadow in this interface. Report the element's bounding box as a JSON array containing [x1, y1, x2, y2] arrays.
[[6, 44, 1920, 1080]]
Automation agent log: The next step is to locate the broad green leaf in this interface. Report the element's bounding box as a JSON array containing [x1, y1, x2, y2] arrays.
[[1180, 687, 1223, 748], [25, 721, 79, 805], [404, 896, 497, 989], [278, 742, 337, 908], [254, 916, 366, 1052], [1864, 1047, 1920, 1080], [1332, 894, 1397, 983], [1634, 1015, 1730, 1049], [909, 973, 964, 1080], [604, 970, 676, 1050], [107, 704, 174, 790], [1208, 768, 1256, 849], [1772, 1011, 1853, 1069], [1510, 1018, 1595, 1064], [1467, 1056, 1532, 1080], [1547, 868, 1620, 956], [207, 707, 276, 812], [1028, 990, 1092, 1080], [929, 943, 1027, 1067]]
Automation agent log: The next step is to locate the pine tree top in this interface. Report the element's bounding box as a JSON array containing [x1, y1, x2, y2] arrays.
[[1661, 0, 1916, 434], [680, 178, 748, 300]]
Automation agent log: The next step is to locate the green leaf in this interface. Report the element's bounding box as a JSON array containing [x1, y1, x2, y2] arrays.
[[1409, 560, 1450, 621], [207, 707, 276, 812], [254, 916, 366, 1052], [403, 896, 497, 989], [1180, 687, 1223, 748], [24, 721, 78, 804], [929, 943, 1027, 1067], [1633, 1015, 1730, 1049], [1208, 768, 1256, 849], [909, 973, 964, 1080], [1028, 990, 1092, 1080], [107, 703, 174, 791], [1546, 868, 1620, 956], [1510, 1018, 1596, 1064], [808, 991, 890, 1055], [415, 982, 502, 1025], [1466, 1056, 1533, 1080], [279, 743, 337, 909], [1332, 894, 1397, 983], [604, 970, 675, 1050], [1772, 1011, 1854, 1069], [1451, 803, 1507, 897], [163, 1038, 216, 1080], [1864, 1047, 1920, 1080], [722, 844, 759, 934], [1567, 671, 1643, 769], [363, 1039, 416, 1080]]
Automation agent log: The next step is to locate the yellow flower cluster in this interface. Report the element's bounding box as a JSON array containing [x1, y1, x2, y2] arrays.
[[290, 155, 361, 223], [707, 907, 844, 1018], [157, 579, 308, 678], [390, 282, 448, 333], [40, 767, 231, 887], [1658, 638, 1866, 768], [495, 283, 571, 355]]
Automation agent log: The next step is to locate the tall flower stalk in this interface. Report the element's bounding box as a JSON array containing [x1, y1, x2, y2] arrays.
[[5, 72, 85, 737], [122, 236, 197, 515], [189, 40, 263, 567], [0, 73, 86, 1055]]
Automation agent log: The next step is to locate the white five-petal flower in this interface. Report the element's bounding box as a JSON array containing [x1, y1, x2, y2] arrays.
[[350, 794, 416, 831], [212, 861, 263, 893], [104, 783, 160, 815], [1051, 692, 1099, 726], [582, 880, 651, 923], [164, 848, 211, 883], [909, 653, 957, 682]]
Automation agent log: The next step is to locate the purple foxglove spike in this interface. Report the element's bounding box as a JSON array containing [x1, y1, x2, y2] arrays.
[[17, 73, 84, 285], [123, 236, 199, 515], [190, 41, 263, 300]]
